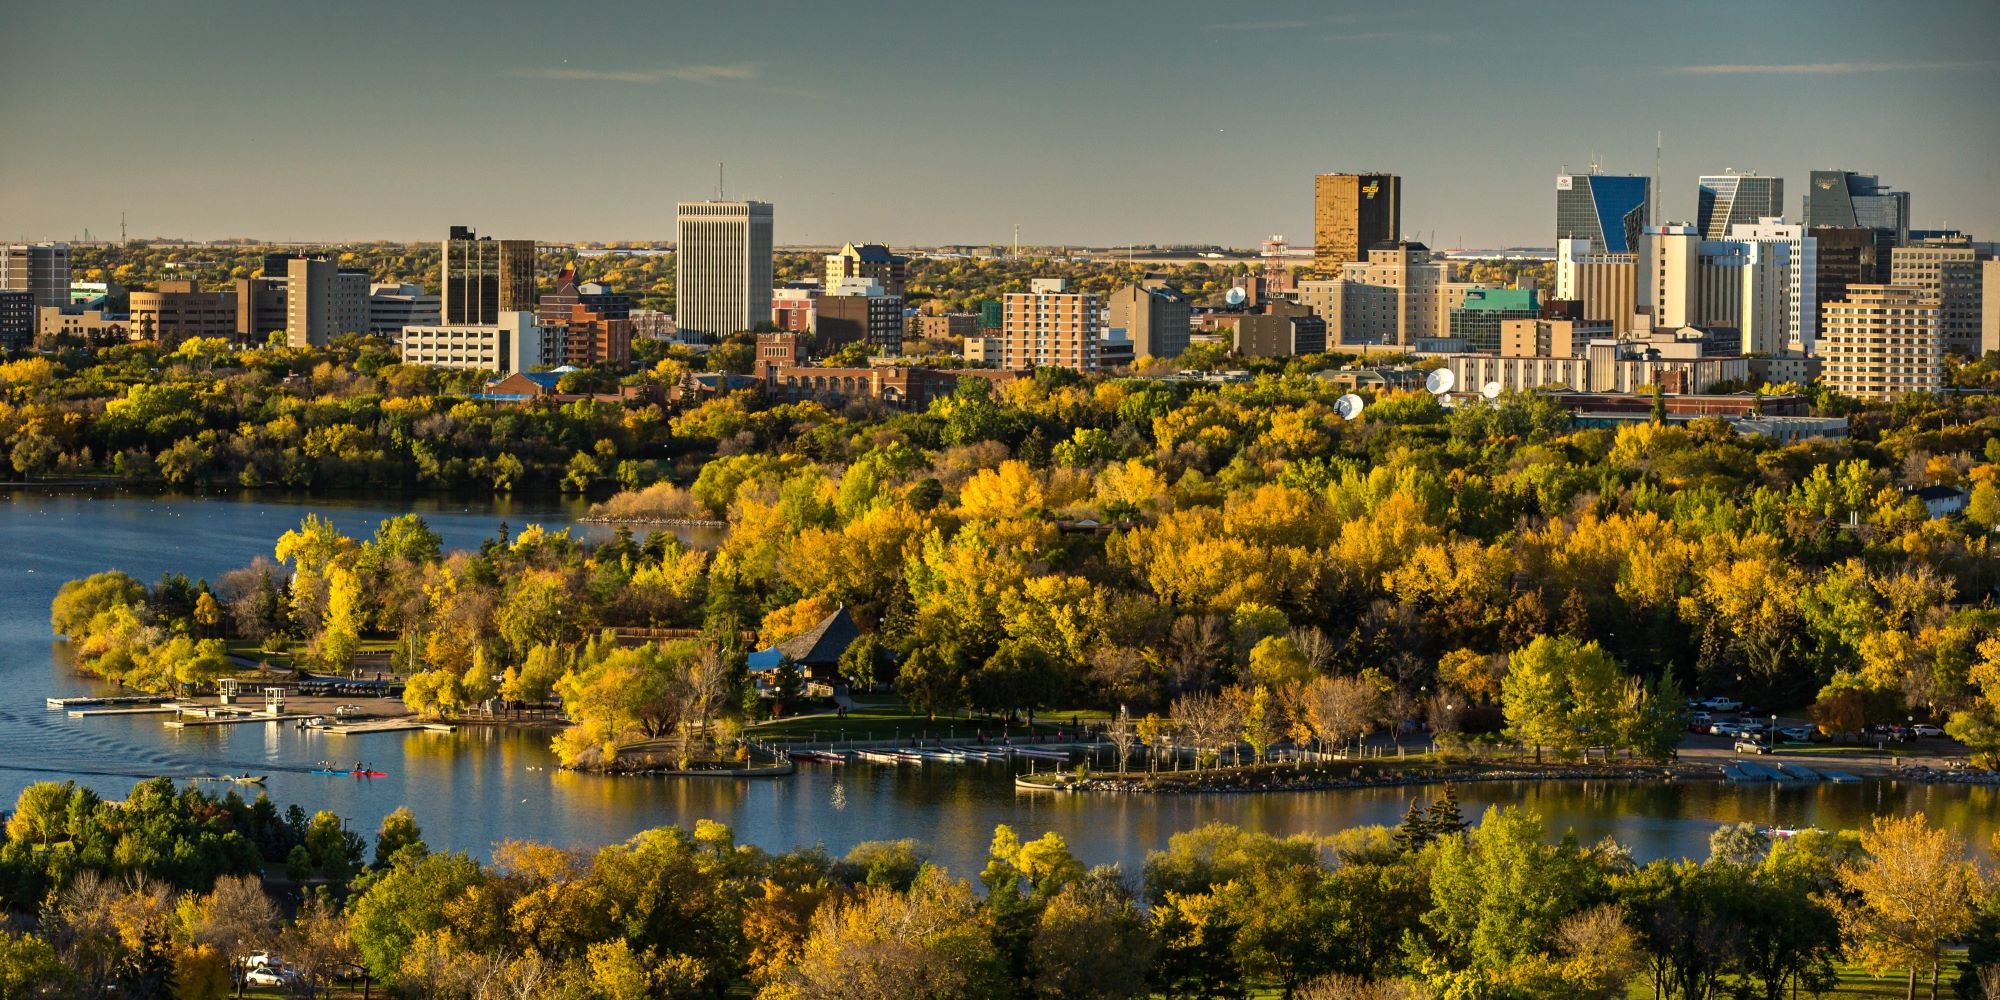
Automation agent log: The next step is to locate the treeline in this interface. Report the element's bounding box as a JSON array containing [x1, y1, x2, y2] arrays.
[[4, 778, 1996, 999]]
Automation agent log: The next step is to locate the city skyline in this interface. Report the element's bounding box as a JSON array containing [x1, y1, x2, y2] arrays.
[[2, 0, 1996, 248]]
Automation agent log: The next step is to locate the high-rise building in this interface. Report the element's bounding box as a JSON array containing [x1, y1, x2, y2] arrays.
[[1638, 225, 1790, 354], [1002, 278, 1104, 372], [0, 290, 33, 350], [1555, 239, 1639, 334], [1233, 300, 1326, 357], [442, 226, 536, 325], [367, 283, 442, 335], [1803, 171, 1910, 247], [1728, 219, 1817, 352], [399, 312, 547, 375], [1890, 237, 1984, 358], [127, 281, 237, 347], [1555, 172, 1650, 255], [1295, 242, 1473, 347], [1107, 280, 1191, 359], [2, 243, 71, 338], [284, 257, 368, 347], [1810, 226, 1889, 325], [1819, 285, 1940, 400], [1697, 172, 1785, 242], [1313, 173, 1400, 272], [676, 201, 774, 341], [825, 243, 908, 298]]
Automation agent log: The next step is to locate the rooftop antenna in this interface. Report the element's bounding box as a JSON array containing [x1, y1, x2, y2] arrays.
[[1653, 130, 1662, 223], [717, 162, 724, 200], [1012, 223, 1020, 257], [121, 211, 128, 247]]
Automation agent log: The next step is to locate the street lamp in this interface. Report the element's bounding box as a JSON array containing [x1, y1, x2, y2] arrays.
[[1770, 714, 1777, 746]]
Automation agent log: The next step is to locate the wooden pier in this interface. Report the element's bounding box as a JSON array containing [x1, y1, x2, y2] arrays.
[[320, 719, 456, 736], [46, 694, 172, 710]]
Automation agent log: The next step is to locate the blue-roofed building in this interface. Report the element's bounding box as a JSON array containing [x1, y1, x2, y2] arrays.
[[1556, 172, 1651, 255]]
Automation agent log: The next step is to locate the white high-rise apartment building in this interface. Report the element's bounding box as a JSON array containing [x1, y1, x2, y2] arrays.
[[1889, 238, 1983, 358], [675, 201, 774, 342], [1728, 218, 1817, 353], [1639, 225, 1791, 354]]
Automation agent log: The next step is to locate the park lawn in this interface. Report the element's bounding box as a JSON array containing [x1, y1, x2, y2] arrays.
[[223, 637, 400, 672], [1622, 957, 1962, 998]]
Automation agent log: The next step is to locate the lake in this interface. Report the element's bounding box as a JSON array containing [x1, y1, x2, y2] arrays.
[[2, 489, 1992, 877]]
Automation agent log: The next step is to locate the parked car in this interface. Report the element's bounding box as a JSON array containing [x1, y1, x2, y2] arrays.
[[1777, 726, 1816, 743], [246, 965, 296, 987], [1910, 724, 1945, 738], [1711, 721, 1748, 738], [1700, 697, 1743, 712], [1734, 739, 1773, 755]]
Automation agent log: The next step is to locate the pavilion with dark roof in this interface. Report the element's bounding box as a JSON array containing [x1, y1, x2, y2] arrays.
[[746, 605, 859, 684]]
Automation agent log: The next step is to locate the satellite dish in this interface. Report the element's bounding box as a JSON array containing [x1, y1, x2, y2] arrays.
[[1224, 286, 1247, 307], [1334, 393, 1365, 421], [1481, 381, 1501, 400], [1425, 368, 1456, 395], [1438, 395, 1457, 409]]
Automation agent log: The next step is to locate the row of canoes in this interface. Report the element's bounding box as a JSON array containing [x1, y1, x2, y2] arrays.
[[792, 746, 1075, 767]]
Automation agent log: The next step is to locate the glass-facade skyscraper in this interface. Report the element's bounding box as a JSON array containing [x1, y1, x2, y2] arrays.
[[1555, 173, 1649, 255], [1803, 171, 1910, 246], [1697, 173, 1785, 241]]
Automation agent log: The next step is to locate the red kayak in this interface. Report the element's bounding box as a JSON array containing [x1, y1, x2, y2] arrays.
[[350, 770, 388, 777]]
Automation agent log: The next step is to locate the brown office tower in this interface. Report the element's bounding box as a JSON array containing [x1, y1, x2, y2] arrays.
[[1314, 173, 1399, 273], [442, 225, 536, 324]]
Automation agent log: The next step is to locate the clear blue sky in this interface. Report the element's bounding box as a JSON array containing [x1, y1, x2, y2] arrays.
[[3, 0, 1993, 248]]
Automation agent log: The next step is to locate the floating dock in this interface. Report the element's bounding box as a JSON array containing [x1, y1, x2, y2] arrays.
[[166, 713, 311, 729], [69, 705, 187, 718], [321, 719, 455, 736]]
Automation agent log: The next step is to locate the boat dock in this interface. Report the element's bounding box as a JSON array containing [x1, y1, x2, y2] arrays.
[[68, 704, 187, 718], [320, 719, 455, 736], [46, 694, 172, 710], [166, 713, 313, 729]]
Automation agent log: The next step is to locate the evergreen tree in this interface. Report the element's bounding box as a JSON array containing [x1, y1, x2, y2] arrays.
[[1429, 784, 1468, 837], [1395, 799, 1434, 853]]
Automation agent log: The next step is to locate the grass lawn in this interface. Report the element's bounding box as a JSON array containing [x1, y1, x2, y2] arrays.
[[1624, 958, 1963, 998], [223, 638, 400, 673]]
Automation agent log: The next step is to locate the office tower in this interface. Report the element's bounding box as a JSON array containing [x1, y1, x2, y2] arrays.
[[1810, 226, 1888, 323], [126, 281, 237, 347], [234, 277, 288, 343], [1002, 277, 1105, 372], [1107, 280, 1191, 359], [1448, 288, 1540, 353], [285, 257, 368, 347], [1313, 173, 1400, 272], [3, 243, 72, 338], [676, 201, 774, 341], [1890, 237, 1983, 357], [1296, 242, 1472, 347], [0, 290, 32, 349], [1803, 171, 1911, 247], [1819, 286, 1940, 400], [1555, 238, 1639, 334], [399, 312, 547, 375], [1555, 172, 1650, 255], [825, 243, 908, 298], [367, 283, 442, 334], [1697, 172, 1785, 242], [442, 226, 535, 325], [1639, 225, 1789, 354], [1728, 219, 1817, 352]]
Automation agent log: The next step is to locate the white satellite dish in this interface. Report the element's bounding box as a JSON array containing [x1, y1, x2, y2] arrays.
[[1481, 381, 1501, 400], [1334, 393, 1365, 421], [1438, 395, 1457, 409], [1425, 368, 1456, 395], [1224, 286, 1247, 307]]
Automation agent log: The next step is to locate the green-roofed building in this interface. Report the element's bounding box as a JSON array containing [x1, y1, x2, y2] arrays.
[[1449, 288, 1541, 353]]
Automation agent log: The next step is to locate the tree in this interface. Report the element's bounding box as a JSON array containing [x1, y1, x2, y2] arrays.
[[346, 850, 485, 981], [760, 867, 1004, 1000], [1831, 813, 1984, 1000], [1424, 806, 1600, 973], [191, 875, 278, 999], [1502, 635, 1622, 761], [373, 806, 426, 868]]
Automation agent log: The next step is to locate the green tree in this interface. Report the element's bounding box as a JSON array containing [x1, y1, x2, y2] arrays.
[[1423, 805, 1600, 973], [372, 806, 426, 868]]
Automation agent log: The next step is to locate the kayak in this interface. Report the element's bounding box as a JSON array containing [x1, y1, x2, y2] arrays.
[[309, 768, 344, 775], [350, 770, 388, 778]]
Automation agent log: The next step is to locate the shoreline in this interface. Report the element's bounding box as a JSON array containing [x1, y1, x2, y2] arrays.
[[577, 514, 727, 527]]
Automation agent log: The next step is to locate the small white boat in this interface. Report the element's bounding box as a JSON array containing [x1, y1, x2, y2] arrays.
[[856, 749, 910, 765]]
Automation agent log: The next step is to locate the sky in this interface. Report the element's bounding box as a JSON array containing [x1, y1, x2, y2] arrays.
[[2, 0, 1995, 249]]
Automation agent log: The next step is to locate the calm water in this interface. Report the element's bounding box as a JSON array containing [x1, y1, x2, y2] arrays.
[[2, 490, 1992, 877]]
